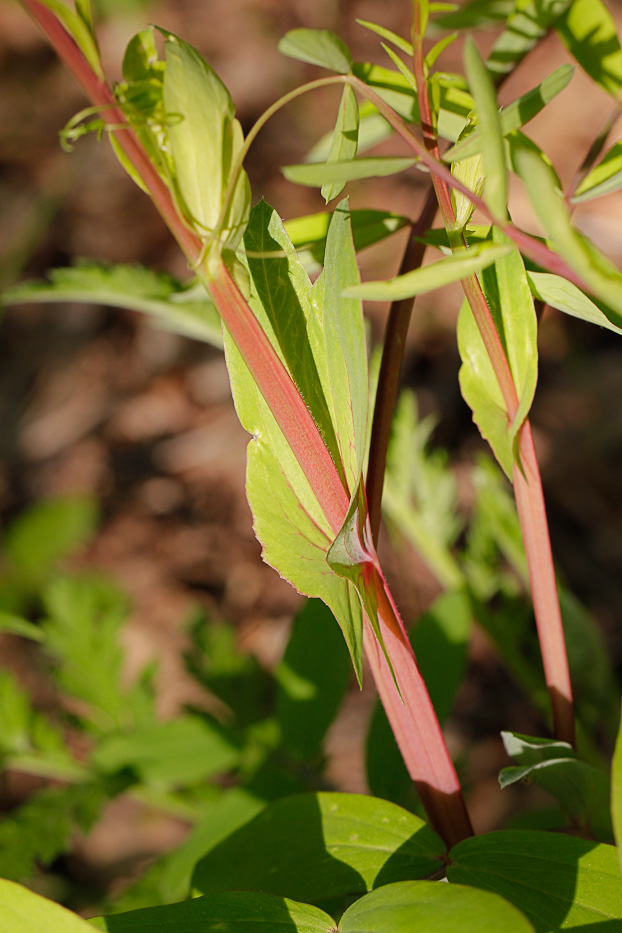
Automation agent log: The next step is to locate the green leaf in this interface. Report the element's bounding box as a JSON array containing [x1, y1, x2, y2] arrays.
[[91, 715, 240, 785], [284, 209, 408, 273], [342, 241, 512, 301], [556, 0, 622, 97], [356, 19, 413, 56], [0, 783, 106, 882], [486, 0, 572, 79], [283, 156, 416, 189], [458, 230, 538, 478], [425, 33, 459, 72], [0, 878, 95, 933], [92, 891, 334, 932], [434, 0, 515, 30], [223, 200, 366, 679], [3, 496, 97, 591], [41, 576, 148, 733], [278, 28, 353, 74], [463, 38, 507, 219], [162, 33, 250, 253], [275, 599, 351, 761], [339, 880, 534, 932], [527, 271, 622, 336], [31, 0, 102, 78], [2, 264, 223, 346], [0, 611, 44, 642], [612, 700, 622, 877], [191, 792, 445, 902], [500, 732, 613, 841], [514, 145, 622, 324], [572, 139, 622, 203], [445, 65, 574, 162], [320, 85, 359, 203], [448, 831, 622, 931]]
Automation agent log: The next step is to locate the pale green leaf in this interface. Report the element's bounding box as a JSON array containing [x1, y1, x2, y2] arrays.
[[284, 209, 408, 272], [556, 0, 622, 97], [75, 0, 94, 32], [321, 85, 359, 202], [340, 880, 534, 932], [434, 0, 515, 30], [445, 65, 574, 162], [0, 879, 95, 933], [278, 28, 353, 74], [514, 145, 622, 324], [381, 44, 418, 93], [458, 229, 537, 478], [612, 700, 622, 877], [572, 139, 622, 202], [343, 241, 512, 301], [463, 37, 507, 219], [162, 33, 250, 252], [356, 19, 413, 56], [192, 792, 445, 901], [527, 271, 622, 336], [448, 831, 622, 931], [283, 156, 416, 188], [2, 263, 223, 347], [486, 0, 572, 78], [425, 33, 459, 72], [223, 200, 365, 678]]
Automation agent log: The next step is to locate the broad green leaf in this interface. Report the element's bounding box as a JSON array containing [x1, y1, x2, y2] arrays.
[[556, 0, 622, 97], [162, 33, 250, 253], [448, 831, 622, 931], [445, 65, 574, 162], [321, 85, 359, 203], [278, 28, 353, 74], [339, 880, 534, 932], [0, 878, 94, 933], [486, 0, 572, 79], [527, 271, 622, 336], [3, 496, 97, 591], [31, 0, 103, 77], [192, 792, 445, 902], [572, 139, 622, 203], [458, 229, 538, 478], [223, 200, 366, 679], [0, 611, 44, 642], [356, 19, 413, 56], [307, 100, 392, 163], [514, 145, 622, 323], [500, 732, 613, 841], [343, 241, 512, 301], [275, 599, 351, 761], [285, 209, 408, 272], [463, 38, 507, 219], [2, 264, 223, 347], [283, 156, 416, 188], [92, 892, 334, 932], [613, 700, 622, 877], [366, 590, 471, 808], [91, 715, 240, 785]]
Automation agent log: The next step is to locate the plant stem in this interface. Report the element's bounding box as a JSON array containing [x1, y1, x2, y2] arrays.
[[410, 7, 574, 745], [22, 0, 473, 843]]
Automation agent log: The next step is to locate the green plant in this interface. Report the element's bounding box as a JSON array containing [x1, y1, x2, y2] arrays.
[[3, 0, 622, 928]]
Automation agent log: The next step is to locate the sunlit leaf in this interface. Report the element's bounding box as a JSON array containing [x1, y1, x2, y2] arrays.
[[283, 156, 416, 188], [572, 139, 622, 202], [30, 0, 103, 77], [448, 831, 622, 931], [340, 880, 534, 932], [356, 19, 413, 56], [612, 700, 622, 877], [486, 0, 572, 79], [527, 271, 622, 336], [0, 879, 95, 932], [278, 28, 353, 74], [463, 37, 507, 219], [320, 85, 359, 203], [284, 209, 408, 271], [343, 241, 511, 301], [556, 0, 622, 97]]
